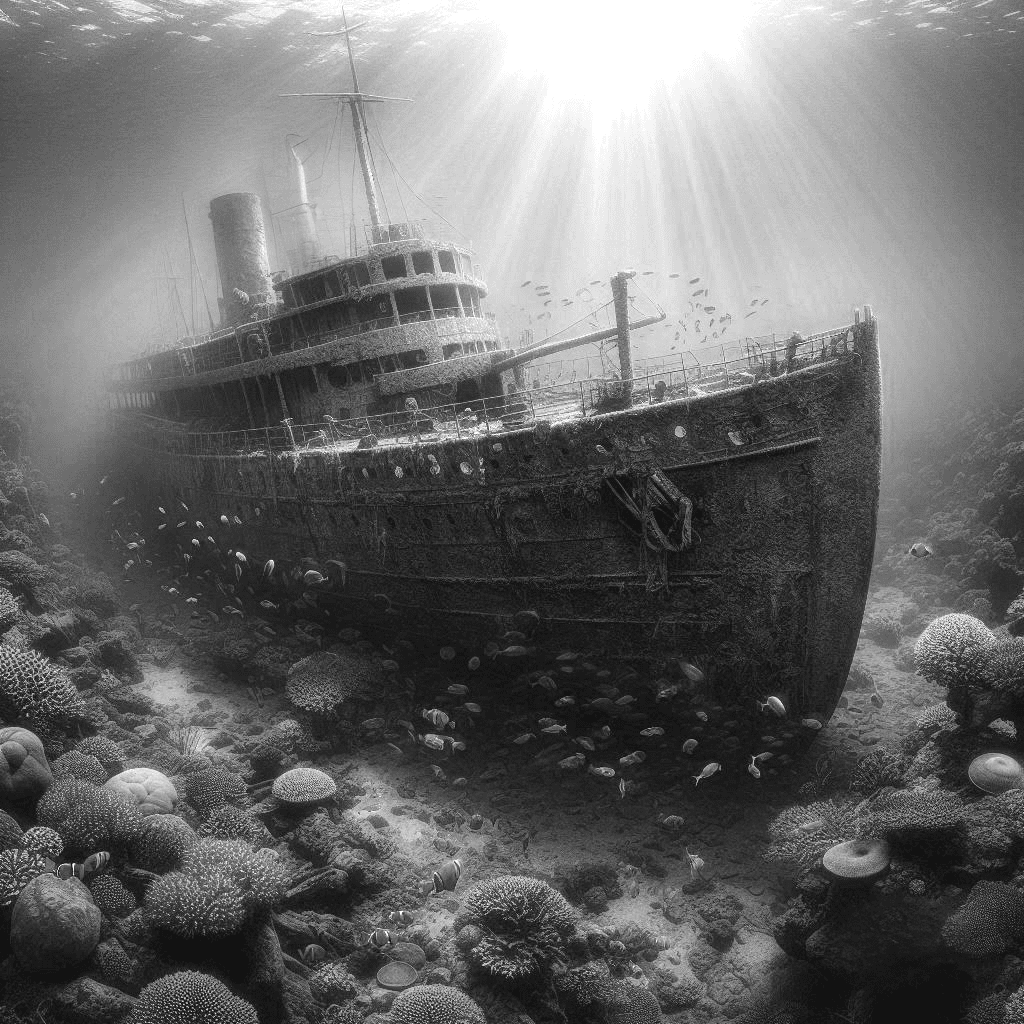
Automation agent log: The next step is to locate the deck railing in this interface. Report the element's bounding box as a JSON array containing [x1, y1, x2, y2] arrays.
[[111, 322, 859, 459]]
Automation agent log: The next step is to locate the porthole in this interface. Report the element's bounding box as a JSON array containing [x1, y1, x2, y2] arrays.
[[422, 517, 433, 530], [674, 425, 687, 439], [386, 515, 397, 530]]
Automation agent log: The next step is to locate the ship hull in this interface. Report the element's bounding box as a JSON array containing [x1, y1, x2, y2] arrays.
[[110, 319, 880, 719]]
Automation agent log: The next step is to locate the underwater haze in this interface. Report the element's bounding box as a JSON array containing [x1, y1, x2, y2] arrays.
[[1, 0, 1023, 448]]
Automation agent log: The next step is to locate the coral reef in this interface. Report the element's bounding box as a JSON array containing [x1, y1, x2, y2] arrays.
[[0, 646, 82, 727], [35, 777, 144, 856], [941, 881, 1024, 958], [127, 970, 260, 1024], [389, 984, 487, 1024]]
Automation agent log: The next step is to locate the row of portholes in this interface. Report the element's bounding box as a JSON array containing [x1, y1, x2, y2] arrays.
[[342, 437, 527, 485]]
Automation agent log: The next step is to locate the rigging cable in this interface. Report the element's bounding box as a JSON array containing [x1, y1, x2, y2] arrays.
[[368, 112, 409, 224]]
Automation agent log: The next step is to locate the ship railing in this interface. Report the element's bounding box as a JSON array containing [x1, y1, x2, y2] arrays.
[[110, 320, 859, 458]]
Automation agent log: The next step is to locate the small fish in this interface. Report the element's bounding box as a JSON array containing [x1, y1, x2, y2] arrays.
[[185, 597, 198, 605], [554, 696, 576, 708], [360, 718, 386, 731], [532, 675, 557, 691], [447, 684, 470, 696], [462, 702, 483, 714], [451, 777, 467, 787], [367, 928, 394, 949], [158, 523, 167, 530], [618, 778, 627, 799], [757, 696, 786, 717], [422, 709, 450, 729], [100, 475, 110, 485], [235, 551, 246, 563], [656, 682, 681, 701], [541, 723, 567, 734], [112, 496, 125, 506], [589, 697, 615, 712], [871, 690, 885, 708], [179, 499, 189, 510], [908, 541, 933, 558], [450, 740, 467, 752], [167, 587, 178, 596], [695, 711, 708, 722], [220, 515, 229, 525], [388, 910, 415, 926], [233, 515, 242, 526], [575, 737, 596, 751], [38, 513, 49, 527], [439, 646, 456, 661], [537, 717, 558, 728], [727, 431, 744, 446], [619, 751, 646, 767], [430, 765, 445, 779], [521, 280, 531, 287], [679, 660, 705, 684], [752, 752, 774, 763], [594, 725, 611, 740], [496, 645, 530, 658], [661, 814, 685, 830], [468, 656, 481, 670], [796, 818, 827, 834], [191, 539, 200, 548], [303, 570, 326, 585], [640, 727, 665, 737], [431, 859, 463, 894], [421, 733, 447, 751], [259, 600, 279, 611], [800, 718, 823, 730], [747, 758, 762, 780], [127, 542, 139, 550], [556, 651, 578, 662], [195, 521, 204, 529], [558, 753, 585, 769], [614, 695, 636, 706], [689, 277, 700, 284], [177, 521, 187, 528], [513, 732, 536, 744], [588, 766, 616, 779], [385, 742, 404, 756], [693, 762, 721, 786], [263, 559, 275, 578]]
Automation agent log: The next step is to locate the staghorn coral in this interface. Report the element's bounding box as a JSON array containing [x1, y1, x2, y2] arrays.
[[0, 644, 83, 727], [131, 813, 198, 872], [183, 766, 248, 819], [127, 970, 259, 1024], [35, 777, 144, 856], [849, 745, 909, 794], [764, 799, 867, 870], [143, 838, 288, 938], [51, 749, 108, 785], [88, 873, 138, 918], [0, 847, 50, 906], [942, 881, 1024, 958], [456, 875, 577, 982], [389, 984, 487, 1024]]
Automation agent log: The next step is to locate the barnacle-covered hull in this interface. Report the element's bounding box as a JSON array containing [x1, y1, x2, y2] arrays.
[[111, 317, 880, 719]]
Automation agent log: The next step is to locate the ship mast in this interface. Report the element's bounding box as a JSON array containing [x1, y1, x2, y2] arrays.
[[282, 9, 412, 236]]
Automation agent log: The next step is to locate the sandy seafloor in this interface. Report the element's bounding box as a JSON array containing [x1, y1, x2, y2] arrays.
[[108, 558, 943, 1020]]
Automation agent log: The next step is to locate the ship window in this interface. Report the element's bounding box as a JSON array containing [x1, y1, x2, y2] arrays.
[[386, 515, 397, 530], [394, 286, 430, 319], [430, 284, 459, 317], [305, 276, 328, 303], [382, 255, 407, 280], [442, 344, 462, 359], [399, 349, 426, 369], [412, 251, 434, 275], [351, 262, 370, 286], [456, 251, 473, 276], [348, 363, 363, 383], [438, 250, 457, 274]]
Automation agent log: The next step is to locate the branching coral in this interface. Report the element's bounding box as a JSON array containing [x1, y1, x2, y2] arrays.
[[285, 651, 376, 719], [35, 777, 143, 856], [127, 971, 260, 1024], [849, 746, 909, 795], [0, 847, 50, 906], [183, 766, 248, 820], [914, 614, 996, 692], [942, 881, 1024, 958], [866, 788, 965, 846], [51, 749, 108, 785], [455, 875, 577, 982], [763, 799, 868, 870], [0, 645, 83, 727], [74, 735, 126, 774], [143, 838, 288, 938], [389, 984, 487, 1024], [198, 805, 273, 847]]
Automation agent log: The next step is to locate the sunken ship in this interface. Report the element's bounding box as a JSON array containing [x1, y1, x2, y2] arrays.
[[105, 21, 881, 722]]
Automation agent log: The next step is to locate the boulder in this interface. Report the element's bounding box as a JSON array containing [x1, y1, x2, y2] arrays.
[[11, 874, 101, 973]]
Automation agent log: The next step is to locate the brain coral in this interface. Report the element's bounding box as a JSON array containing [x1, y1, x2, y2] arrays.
[[914, 614, 997, 692], [35, 777, 144, 856], [456, 875, 577, 981], [941, 880, 1024, 958], [285, 651, 376, 718], [0, 647, 82, 728], [389, 985, 487, 1024], [127, 971, 259, 1024], [0, 726, 53, 804], [105, 767, 178, 816]]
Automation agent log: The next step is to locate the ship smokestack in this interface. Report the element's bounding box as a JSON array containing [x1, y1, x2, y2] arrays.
[[611, 270, 636, 408], [209, 193, 275, 327], [288, 146, 322, 273]]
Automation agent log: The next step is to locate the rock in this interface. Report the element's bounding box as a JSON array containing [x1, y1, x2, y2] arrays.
[[11, 874, 101, 973], [132, 724, 157, 741], [39, 976, 138, 1023]]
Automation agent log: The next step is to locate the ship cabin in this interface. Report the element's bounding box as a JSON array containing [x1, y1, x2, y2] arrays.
[[110, 217, 512, 433]]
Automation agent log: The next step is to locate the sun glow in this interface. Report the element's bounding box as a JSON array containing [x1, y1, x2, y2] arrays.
[[486, 0, 759, 110]]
